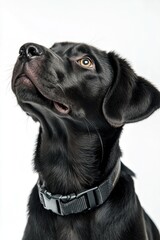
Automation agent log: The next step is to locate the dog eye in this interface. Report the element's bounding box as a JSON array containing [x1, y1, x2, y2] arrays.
[[77, 57, 95, 69]]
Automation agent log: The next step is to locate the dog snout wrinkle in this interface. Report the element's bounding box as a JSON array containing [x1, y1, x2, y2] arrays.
[[19, 43, 43, 61]]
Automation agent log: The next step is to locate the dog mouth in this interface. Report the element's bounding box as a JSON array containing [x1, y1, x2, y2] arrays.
[[53, 101, 70, 114], [14, 73, 71, 115]]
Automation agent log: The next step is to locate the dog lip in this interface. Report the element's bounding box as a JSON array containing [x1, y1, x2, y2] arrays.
[[14, 73, 34, 88], [53, 101, 70, 114]]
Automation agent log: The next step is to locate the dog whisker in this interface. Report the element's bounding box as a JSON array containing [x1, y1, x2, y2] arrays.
[[83, 118, 92, 140], [56, 83, 66, 98], [84, 118, 104, 164]]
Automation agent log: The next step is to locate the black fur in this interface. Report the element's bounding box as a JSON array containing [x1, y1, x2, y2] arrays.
[[12, 42, 160, 239]]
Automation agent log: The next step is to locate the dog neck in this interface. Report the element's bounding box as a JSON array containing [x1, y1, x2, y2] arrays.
[[37, 159, 121, 215], [34, 115, 122, 195]]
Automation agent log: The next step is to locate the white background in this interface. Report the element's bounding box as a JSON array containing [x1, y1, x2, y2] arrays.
[[0, 0, 160, 239]]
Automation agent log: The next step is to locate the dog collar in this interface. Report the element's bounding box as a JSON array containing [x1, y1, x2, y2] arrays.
[[37, 159, 121, 216]]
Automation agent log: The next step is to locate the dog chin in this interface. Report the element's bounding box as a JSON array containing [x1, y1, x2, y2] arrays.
[[13, 73, 86, 123], [14, 78, 71, 117]]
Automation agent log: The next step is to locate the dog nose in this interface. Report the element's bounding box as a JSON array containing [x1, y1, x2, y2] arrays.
[[19, 43, 43, 60]]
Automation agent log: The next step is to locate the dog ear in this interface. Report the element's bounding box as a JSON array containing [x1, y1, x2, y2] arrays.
[[102, 52, 160, 127]]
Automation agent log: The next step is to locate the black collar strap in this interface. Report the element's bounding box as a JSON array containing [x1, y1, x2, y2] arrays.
[[37, 159, 121, 216]]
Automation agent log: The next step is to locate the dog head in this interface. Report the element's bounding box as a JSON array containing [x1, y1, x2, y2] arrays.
[[12, 42, 160, 129]]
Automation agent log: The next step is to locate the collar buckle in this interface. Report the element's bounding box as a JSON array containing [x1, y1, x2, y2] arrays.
[[38, 184, 100, 216], [37, 159, 121, 216], [38, 185, 64, 215]]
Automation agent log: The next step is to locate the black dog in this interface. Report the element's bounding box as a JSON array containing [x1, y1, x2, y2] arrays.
[[12, 42, 160, 240]]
